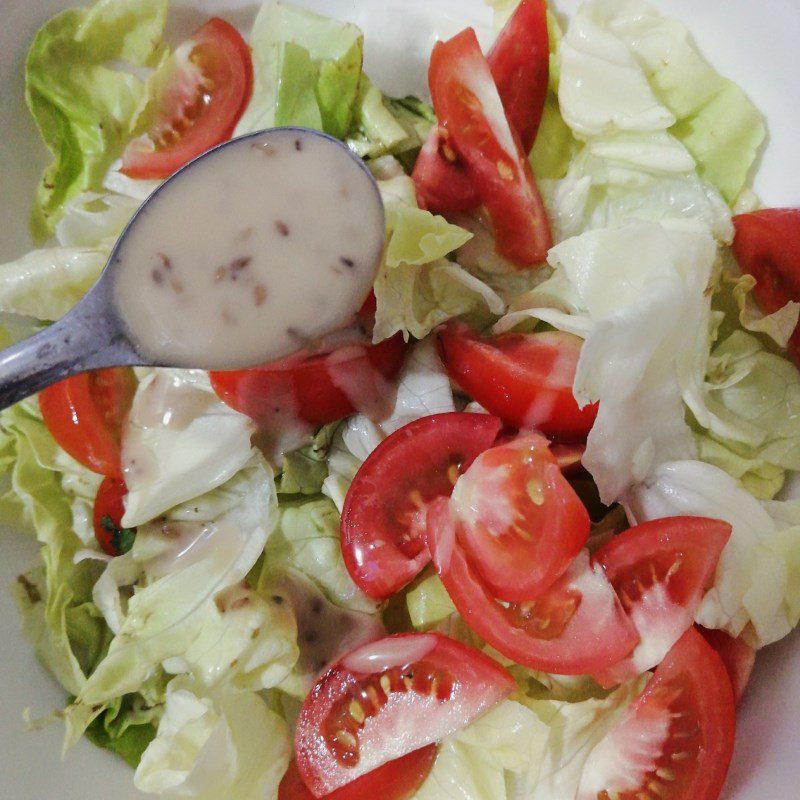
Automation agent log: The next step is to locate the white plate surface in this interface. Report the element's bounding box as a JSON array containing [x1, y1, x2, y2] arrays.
[[0, 1, 798, 798]]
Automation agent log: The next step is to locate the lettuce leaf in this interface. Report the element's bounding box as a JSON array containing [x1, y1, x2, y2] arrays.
[[278, 423, 341, 496], [691, 331, 800, 500], [626, 460, 800, 647], [121, 369, 256, 527], [560, 0, 765, 204], [25, 0, 167, 239], [237, 1, 363, 139], [374, 176, 503, 343], [134, 676, 291, 799], [413, 700, 548, 800], [407, 573, 457, 630], [0, 400, 108, 697]]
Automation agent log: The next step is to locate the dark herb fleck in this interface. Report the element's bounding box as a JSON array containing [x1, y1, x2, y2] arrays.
[[253, 284, 267, 307], [294, 138, 303, 151], [271, 595, 285, 605], [151, 269, 164, 285], [340, 257, 355, 268], [100, 515, 136, 555], [158, 253, 173, 270], [275, 220, 290, 236]]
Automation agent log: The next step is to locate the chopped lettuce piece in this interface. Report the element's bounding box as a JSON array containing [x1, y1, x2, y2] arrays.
[[0, 400, 108, 696], [66, 457, 284, 742], [523, 677, 647, 800], [499, 222, 715, 504], [413, 701, 549, 800], [260, 495, 376, 615], [407, 573, 457, 630], [121, 369, 256, 527], [278, 423, 341, 496], [374, 176, 503, 343], [25, 0, 167, 238], [134, 676, 291, 800], [237, 1, 363, 138], [691, 331, 800, 499], [626, 460, 800, 647], [0, 247, 106, 321]]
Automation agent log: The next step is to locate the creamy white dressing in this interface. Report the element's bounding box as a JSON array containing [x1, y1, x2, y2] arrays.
[[113, 129, 384, 369]]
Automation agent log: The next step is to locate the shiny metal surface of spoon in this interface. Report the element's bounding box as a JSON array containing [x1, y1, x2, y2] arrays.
[[0, 127, 384, 410]]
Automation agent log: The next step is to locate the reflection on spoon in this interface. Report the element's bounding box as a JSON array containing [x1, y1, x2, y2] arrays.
[[0, 127, 385, 409]]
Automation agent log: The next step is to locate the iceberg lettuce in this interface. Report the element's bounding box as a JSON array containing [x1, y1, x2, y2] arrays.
[[121, 369, 256, 527], [134, 676, 291, 800]]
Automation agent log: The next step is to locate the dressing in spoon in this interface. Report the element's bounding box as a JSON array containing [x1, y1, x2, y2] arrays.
[[0, 127, 385, 408]]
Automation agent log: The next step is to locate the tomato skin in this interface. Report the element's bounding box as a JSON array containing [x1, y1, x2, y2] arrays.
[[278, 748, 437, 800], [451, 434, 589, 602], [210, 334, 406, 427], [341, 413, 502, 600], [592, 517, 731, 687], [439, 324, 597, 441], [698, 626, 755, 706], [427, 28, 552, 266], [576, 628, 735, 800], [39, 368, 137, 478], [732, 208, 800, 362], [121, 17, 253, 179], [412, 0, 550, 214], [295, 632, 514, 796], [426, 498, 637, 675], [92, 477, 135, 557]]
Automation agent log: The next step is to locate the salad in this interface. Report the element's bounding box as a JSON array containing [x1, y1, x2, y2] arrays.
[[2, 0, 800, 799]]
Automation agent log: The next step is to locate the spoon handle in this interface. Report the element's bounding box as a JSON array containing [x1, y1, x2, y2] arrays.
[[0, 301, 138, 410]]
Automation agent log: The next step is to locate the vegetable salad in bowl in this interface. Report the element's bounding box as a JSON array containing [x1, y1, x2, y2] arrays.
[[2, 0, 800, 799]]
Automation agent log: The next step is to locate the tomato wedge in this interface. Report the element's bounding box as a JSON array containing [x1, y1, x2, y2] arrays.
[[341, 413, 502, 600], [413, 0, 550, 213], [210, 334, 406, 427], [592, 517, 731, 687], [439, 324, 597, 441], [732, 208, 800, 363], [93, 477, 136, 557], [576, 628, 735, 800], [698, 627, 755, 706], [121, 17, 253, 179], [279, 748, 436, 800], [295, 633, 514, 796], [450, 434, 589, 602], [426, 498, 637, 675], [427, 28, 552, 265], [39, 367, 137, 478]]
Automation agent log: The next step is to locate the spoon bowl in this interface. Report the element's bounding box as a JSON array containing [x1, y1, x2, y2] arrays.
[[0, 126, 385, 409]]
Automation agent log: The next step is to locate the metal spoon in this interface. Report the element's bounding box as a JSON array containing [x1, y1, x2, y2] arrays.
[[0, 127, 384, 410]]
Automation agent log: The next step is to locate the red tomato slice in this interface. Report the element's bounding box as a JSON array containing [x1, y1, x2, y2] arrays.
[[279, 747, 436, 800], [576, 628, 735, 800], [450, 434, 589, 602], [427, 28, 552, 266], [39, 368, 137, 478], [698, 626, 755, 706], [210, 334, 406, 427], [121, 17, 253, 179], [341, 413, 502, 600], [93, 477, 136, 557], [295, 632, 514, 796], [413, 0, 550, 213], [439, 324, 597, 441], [592, 517, 731, 687], [732, 208, 800, 363], [426, 498, 637, 674]]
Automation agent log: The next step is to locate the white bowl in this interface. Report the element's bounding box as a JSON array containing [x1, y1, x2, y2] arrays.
[[1, 1, 798, 798]]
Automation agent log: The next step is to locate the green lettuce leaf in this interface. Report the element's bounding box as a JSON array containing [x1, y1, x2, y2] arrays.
[[0, 400, 108, 697], [407, 573, 457, 630], [25, 0, 167, 239], [691, 331, 800, 500], [237, 1, 363, 139], [374, 176, 504, 342], [278, 423, 340, 496], [413, 700, 549, 800], [133, 676, 291, 799]]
